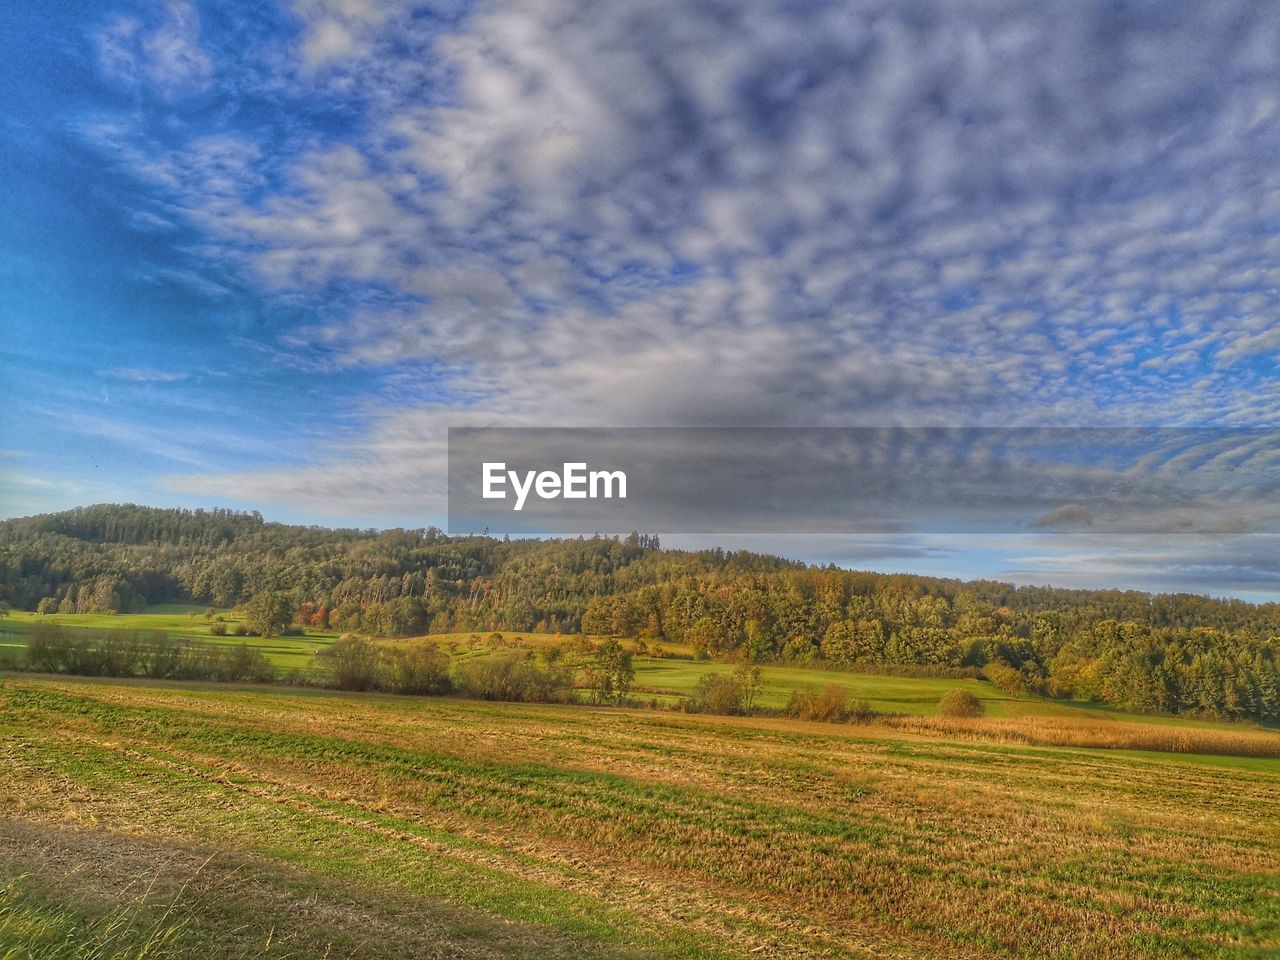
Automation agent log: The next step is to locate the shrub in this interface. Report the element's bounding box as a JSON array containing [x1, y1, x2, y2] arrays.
[[137, 632, 184, 678], [382, 644, 452, 695], [22, 627, 273, 685], [208, 622, 227, 636], [786, 683, 852, 722], [848, 698, 879, 721], [26, 623, 69, 672], [215, 643, 276, 683], [318, 635, 381, 691], [454, 651, 573, 703], [689, 674, 746, 715], [939, 689, 985, 718]]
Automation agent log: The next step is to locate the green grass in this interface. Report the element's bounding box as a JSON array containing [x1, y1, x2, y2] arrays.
[[0, 609, 338, 672], [1, 610, 1264, 732], [399, 633, 1251, 729], [0, 675, 1276, 959], [0, 875, 191, 959]]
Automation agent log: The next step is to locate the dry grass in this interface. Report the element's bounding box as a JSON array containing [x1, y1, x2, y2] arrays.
[[866, 712, 1280, 757], [0, 676, 1277, 960]]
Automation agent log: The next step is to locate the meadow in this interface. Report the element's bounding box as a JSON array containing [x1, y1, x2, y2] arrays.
[[0, 607, 339, 674], [0, 674, 1276, 960], [2, 608, 1271, 732]]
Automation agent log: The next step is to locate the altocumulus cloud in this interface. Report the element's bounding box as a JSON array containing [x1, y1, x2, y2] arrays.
[[75, 2, 1280, 543]]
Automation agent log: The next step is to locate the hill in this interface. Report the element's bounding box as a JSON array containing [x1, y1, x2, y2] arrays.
[[1, 504, 1278, 723]]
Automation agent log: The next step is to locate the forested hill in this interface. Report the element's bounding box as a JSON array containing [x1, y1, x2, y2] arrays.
[[2, 504, 1279, 722]]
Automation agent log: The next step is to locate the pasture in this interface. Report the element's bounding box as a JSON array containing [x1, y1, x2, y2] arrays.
[[0, 675, 1276, 959], [0, 610, 1270, 730], [0, 608, 340, 673]]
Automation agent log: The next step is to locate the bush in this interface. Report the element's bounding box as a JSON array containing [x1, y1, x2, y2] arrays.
[[938, 689, 985, 718], [318, 635, 381, 691], [786, 683, 852, 722], [381, 644, 452, 695], [22, 626, 273, 684], [26, 623, 68, 672], [689, 673, 746, 715], [454, 650, 573, 703], [138, 632, 184, 678], [206, 644, 275, 683], [208, 622, 227, 636]]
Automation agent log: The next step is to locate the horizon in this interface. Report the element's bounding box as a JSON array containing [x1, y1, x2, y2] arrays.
[[4, 2, 1280, 600]]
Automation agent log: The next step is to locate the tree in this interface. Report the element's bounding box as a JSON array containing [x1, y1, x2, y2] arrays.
[[685, 617, 726, 657], [244, 590, 293, 637], [586, 638, 634, 705], [732, 659, 764, 712], [821, 620, 859, 662]]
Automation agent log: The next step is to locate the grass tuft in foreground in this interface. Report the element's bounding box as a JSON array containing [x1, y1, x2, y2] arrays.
[[0, 875, 194, 960]]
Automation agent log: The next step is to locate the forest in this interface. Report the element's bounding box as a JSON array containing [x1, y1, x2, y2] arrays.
[[1, 504, 1278, 723]]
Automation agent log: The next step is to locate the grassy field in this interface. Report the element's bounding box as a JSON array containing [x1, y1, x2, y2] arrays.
[[0, 608, 340, 673], [391, 634, 1253, 729], [0, 674, 1276, 959], [1, 609, 1267, 730]]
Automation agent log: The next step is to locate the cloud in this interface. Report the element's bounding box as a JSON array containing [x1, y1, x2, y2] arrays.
[[96, 0, 213, 95], [290, 0, 403, 66], [1001, 533, 1280, 596], [101, 367, 189, 383], [83, 0, 1280, 530]]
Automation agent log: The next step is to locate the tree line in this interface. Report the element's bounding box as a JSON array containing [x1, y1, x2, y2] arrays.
[[1, 504, 1278, 723]]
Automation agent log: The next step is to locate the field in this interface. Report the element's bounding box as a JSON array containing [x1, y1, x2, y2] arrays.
[[0, 608, 340, 673], [1, 674, 1278, 960], [3, 609, 1253, 729]]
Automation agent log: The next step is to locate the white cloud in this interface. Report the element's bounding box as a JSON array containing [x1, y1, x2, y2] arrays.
[[291, 0, 401, 66], [85, 0, 1280, 522], [96, 0, 212, 95], [101, 368, 189, 383]]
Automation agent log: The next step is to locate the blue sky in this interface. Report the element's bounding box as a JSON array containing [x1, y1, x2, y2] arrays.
[[2, 1, 1279, 598]]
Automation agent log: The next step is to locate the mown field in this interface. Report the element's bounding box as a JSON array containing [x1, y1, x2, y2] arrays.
[[1, 674, 1277, 960]]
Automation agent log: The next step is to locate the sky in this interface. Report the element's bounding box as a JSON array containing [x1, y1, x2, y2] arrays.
[[2, 0, 1279, 599]]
